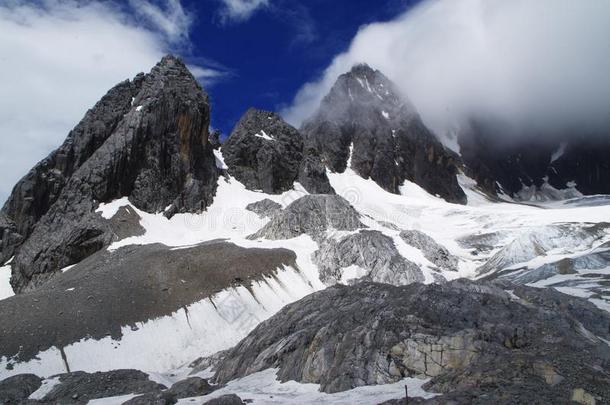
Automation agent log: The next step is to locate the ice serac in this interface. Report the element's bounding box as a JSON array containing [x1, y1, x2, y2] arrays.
[[222, 108, 333, 194], [1, 55, 219, 293], [301, 64, 466, 204]]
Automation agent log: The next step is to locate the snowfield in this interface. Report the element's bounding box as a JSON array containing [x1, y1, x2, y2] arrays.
[[2, 167, 610, 403]]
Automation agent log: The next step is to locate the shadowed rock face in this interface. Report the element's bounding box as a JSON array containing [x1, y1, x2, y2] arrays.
[[213, 280, 610, 401], [460, 119, 610, 198], [301, 64, 466, 204], [0, 241, 296, 367], [222, 108, 333, 195], [1, 55, 219, 292]]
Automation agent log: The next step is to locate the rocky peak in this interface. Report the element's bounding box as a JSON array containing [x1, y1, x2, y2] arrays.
[[1, 55, 219, 292], [222, 108, 333, 194], [302, 64, 466, 204]]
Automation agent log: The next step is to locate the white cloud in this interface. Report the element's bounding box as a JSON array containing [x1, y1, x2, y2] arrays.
[[218, 0, 269, 22], [283, 0, 610, 140], [0, 0, 220, 204]]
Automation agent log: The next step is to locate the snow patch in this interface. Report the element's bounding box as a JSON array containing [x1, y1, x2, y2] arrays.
[[214, 149, 228, 170], [181, 368, 438, 404], [551, 142, 567, 163], [381, 110, 390, 119], [254, 130, 274, 141], [0, 264, 14, 301], [135, 105, 143, 112], [28, 376, 61, 400]]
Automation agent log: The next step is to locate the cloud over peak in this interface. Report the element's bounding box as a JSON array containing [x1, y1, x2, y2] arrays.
[[283, 0, 610, 140]]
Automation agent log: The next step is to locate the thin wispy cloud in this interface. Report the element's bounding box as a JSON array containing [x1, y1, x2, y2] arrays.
[[128, 0, 193, 45], [0, 0, 222, 204], [217, 0, 269, 23]]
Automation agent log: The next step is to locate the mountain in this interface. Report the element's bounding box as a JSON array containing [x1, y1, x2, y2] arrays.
[[301, 64, 467, 204], [0, 56, 219, 292], [221, 108, 333, 194], [460, 119, 610, 200], [0, 57, 609, 404]]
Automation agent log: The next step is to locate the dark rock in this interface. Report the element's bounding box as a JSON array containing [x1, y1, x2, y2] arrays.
[[123, 391, 178, 405], [167, 377, 215, 398], [39, 369, 164, 404], [213, 280, 610, 400], [460, 119, 610, 198], [222, 108, 304, 194], [3, 55, 219, 293], [0, 373, 42, 404], [245, 199, 282, 219], [248, 194, 364, 241], [298, 147, 335, 194], [313, 230, 425, 285], [108, 205, 146, 240], [209, 129, 222, 150], [202, 394, 245, 405], [301, 64, 466, 204], [0, 241, 297, 366]]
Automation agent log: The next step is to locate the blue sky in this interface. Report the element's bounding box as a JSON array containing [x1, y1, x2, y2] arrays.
[[1, 0, 609, 204], [181, 0, 419, 136]]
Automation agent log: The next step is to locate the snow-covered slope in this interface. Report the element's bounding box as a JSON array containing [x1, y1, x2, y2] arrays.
[[1, 161, 609, 402]]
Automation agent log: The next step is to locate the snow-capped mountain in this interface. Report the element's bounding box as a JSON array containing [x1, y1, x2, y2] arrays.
[[0, 57, 609, 404]]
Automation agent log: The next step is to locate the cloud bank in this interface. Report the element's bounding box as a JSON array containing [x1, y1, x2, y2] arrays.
[[283, 0, 610, 140], [0, 0, 219, 204]]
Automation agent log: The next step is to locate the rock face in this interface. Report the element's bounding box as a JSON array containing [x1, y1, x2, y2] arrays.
[[399, 230, 458, 272], [313, 230, 425, 285], [245, 199, 282, 219], [213, 280, 610, 402], [301, 64, 466, 204], [248, 194, 363, 241], [0, 55, 219, 292], [460, 120, 610, 199], [222, 108, 333, 194], [0, 241, 297, 367]]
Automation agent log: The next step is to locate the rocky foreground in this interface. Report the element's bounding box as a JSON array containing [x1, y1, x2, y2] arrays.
[[1, 279, 609, 404]]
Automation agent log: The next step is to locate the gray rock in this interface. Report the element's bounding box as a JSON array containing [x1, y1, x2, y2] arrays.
[[222, 108, 303, 194], [399, 230, 458, 271], [248, 194, 364, 241], [38, 369, 164, 404], [3, 55, 219, 293], [0, 374, 42, 404], [245, 199, 282, 219], [0, 241, 297, 367], [213, 280, 610, 400], [301, 64, 466, 204], [202, 394, 245, 405], [167, 377, 214, 398], [108, 205, 146, 240], [313, 230, 425, 285]]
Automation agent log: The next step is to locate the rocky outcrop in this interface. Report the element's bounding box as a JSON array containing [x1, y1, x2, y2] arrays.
[[0, 241, 297, 366], [34, 369, 165, 404], [399, 230, 458, 272], [301, 64, 466, 204], [222, 109, 333, 195], [0, 374, 42, 404], [213, 280, 610, 401], [202, 394, 245, 405], [1, 55, 219, 292], [313, 230, 425, 285], [248, 194, 363, 241], [245, 199, 282, 219]]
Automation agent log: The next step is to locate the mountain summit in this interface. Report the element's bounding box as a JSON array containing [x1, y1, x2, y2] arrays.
[[301, 64, 466, 204], [0, 55, 219, 292]]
